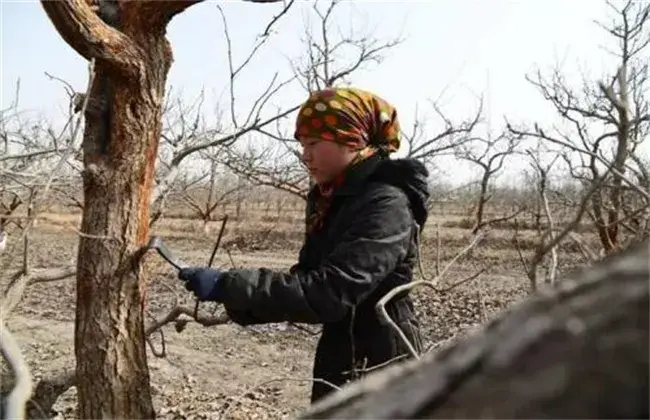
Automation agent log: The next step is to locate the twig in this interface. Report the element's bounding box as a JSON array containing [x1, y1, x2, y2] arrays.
[[248, 377, 340, 392], [145, 305, 230, 338], [435, 221, 440, 277], [190, 215, 230, 319], [208, 215, 229, 267], [436, 231, 487, 285], [375, 231, 487, 359], [438, 267, 489, 293], [287, 323, 320, 335], [1, 322, 33, 420], [341, 354, 408, 377], [226, 249, 237, 269], [145, 310, 167, 358], [568, 232, 601, 262], [474, 205, 527, 232], [2, 267, 76, 318], [540, 171, 558, 285]]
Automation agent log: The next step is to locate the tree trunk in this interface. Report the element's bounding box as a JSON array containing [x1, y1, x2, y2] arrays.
[[37, 0, 289, 417], [39, 1, 184, 417], [301, 240, 649, 419], [74, 43, 169, 418], [471, 169, 490, 234]]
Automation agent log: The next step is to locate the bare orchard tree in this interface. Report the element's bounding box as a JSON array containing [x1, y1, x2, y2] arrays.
[[38, 0, 290, 418], [508, 0, 650, 254], [454, 129, 523, 233], [178, 149, 247, 233], [290, 0, 402, 91], [0, 76, 84, 270], [0, 88, 81, 229], [152, 1, 299, 208], [512, 144, 563, 292]]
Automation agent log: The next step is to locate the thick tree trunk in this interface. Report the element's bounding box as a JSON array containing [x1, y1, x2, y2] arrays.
[[301, 240, 649, 419], [74, 36, 170, 417], [38, 0, 287, 418]]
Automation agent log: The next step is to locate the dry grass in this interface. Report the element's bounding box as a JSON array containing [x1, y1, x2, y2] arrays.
[[0, 197, 607, 419], [9, 198, 602, 266]]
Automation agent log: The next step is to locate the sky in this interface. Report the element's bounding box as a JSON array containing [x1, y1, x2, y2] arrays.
[[0, 0, 641, 187]]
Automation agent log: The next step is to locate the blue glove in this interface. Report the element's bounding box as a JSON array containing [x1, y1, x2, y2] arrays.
[[178, 267, 224, 302]]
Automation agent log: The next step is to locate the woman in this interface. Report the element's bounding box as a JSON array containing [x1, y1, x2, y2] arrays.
[[178, 87, 430, 403]]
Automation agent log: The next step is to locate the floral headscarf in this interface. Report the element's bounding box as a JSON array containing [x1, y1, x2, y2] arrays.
[[294, 87, 401, 154]]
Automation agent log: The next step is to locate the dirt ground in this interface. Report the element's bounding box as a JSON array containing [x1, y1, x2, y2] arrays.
[[1, 210, 593, 419]]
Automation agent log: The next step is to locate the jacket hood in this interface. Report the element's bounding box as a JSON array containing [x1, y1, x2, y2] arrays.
[[311, 154, 431, 228], [368, 157, 430, 227]]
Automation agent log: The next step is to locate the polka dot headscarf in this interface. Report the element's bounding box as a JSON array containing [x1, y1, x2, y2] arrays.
[[293, 87, 401, 155]]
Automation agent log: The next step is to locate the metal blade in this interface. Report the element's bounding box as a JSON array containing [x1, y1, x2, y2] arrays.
[[147, 236, 188, 271]]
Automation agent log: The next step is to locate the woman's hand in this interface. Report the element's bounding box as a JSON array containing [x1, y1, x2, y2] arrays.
[[178, 267, 224, 301]]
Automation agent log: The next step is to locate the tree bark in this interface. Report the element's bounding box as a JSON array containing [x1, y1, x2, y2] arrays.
[[301, 240, 649, 419], [72, 50, 167, 418], [40, 1, 197, 418]]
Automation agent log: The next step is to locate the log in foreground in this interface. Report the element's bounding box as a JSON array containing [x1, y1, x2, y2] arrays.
[[300, 241, 649, 419]]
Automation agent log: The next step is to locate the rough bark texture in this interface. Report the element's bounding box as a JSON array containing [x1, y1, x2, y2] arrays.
[[40, 1, 187, 418], [301, 240, 649, 419], [73, 48, 169, 420]]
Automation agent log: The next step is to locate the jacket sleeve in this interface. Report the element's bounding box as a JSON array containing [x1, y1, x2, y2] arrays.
[[216, 184, 414, 325]]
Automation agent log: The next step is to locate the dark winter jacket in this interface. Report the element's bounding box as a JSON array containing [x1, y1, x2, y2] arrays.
[[217, 154, 430, 402]]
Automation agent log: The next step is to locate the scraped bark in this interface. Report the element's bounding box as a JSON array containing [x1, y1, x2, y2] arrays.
[[301, 240, 649, 419]]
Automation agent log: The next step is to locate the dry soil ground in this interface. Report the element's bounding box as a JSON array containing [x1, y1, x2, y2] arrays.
[[1, 209, 593, 419]]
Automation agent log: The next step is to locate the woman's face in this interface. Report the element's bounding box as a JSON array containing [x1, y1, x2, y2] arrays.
[[299, 137, 357, 185]]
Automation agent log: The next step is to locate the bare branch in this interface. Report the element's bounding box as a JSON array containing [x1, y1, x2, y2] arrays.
[[1, 322, 33, 420], [40, 0, 141, 76], [406, 97, 484, 162], [2, 267, 76, 318], [145, 305, 230, 338], [376, 231, 488, 359], [291, 0, 403, 91]]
